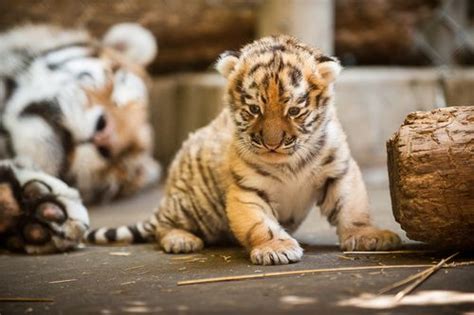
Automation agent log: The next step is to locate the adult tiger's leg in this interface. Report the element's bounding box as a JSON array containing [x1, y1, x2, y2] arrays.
[[153, 195, 204, 254], [0, 160, 89, 254]]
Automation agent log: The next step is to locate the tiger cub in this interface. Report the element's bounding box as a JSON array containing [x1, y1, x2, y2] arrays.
[[0, 24, 161, 254], [88, 35, 401, 265]]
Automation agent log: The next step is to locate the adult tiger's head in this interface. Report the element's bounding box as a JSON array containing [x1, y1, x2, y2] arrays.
[[0, 23, 160, 202], [216, 35, 342, 164]]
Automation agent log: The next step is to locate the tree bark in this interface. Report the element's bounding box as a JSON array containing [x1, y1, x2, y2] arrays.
[[387, 106, 474, 249]]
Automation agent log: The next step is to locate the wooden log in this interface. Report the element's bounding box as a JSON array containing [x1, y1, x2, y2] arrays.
[[387, 106, 474, 249]]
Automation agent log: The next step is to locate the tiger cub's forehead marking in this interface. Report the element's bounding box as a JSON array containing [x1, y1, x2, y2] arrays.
[[235, 52, 315, 110]]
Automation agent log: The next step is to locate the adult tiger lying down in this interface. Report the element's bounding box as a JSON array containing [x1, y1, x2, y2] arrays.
[[0, 23, 161, 254], [87, 35, 401, 265]]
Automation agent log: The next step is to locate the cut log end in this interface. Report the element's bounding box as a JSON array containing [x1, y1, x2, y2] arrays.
[[387, 106, 474, 249]]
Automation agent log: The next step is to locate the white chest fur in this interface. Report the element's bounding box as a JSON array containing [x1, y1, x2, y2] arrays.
[[271, 172, 317, 230]]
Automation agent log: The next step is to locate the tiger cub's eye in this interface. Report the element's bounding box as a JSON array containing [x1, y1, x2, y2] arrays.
[[288, 107, 301, 116], [249, 105, 261, 115]]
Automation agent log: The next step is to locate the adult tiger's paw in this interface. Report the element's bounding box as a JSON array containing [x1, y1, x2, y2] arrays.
[[339, 226, 401, 251], [0, 161, 89, 254], [250, 238, 303, 265]]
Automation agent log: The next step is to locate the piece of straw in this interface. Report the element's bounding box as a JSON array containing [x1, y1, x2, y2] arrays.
[[393, 252, 459, 302], [342, 250, 434, 255], [0, 297, 54, 303], [48, 279, 77, 284], [378, 268, 432, 295], [177, 264, 434, 286]]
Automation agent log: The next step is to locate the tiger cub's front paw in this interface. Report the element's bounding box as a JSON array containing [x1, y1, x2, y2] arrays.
[[250, 238, 303, 265], [340, 226, 401, 251]]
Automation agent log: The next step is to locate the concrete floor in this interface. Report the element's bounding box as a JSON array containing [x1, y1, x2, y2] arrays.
[[1, 169, 473, 314]]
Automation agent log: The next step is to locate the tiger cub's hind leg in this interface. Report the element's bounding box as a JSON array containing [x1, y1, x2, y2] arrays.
[[153, 196, 204, 254], [159, 229, 204, 254]]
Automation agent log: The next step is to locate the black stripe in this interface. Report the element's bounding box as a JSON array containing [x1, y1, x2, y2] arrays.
[[353, 221, 369, 227], [327, 198, 342, 225], [174, 180, 214, 239], [2, 77, 17, 102], [322, 149, 336, 165], [38, 41, 90, 57], [317, 162, 350, 206], [278, 78, 285, 98], [183, 154, 194, 180], [20, 100, 74, 178], [304, 113, 321, 128], [201, 162, 224, 207], [296, 91, 309, 105], [234, 197, 266, 213], [293, 131, 327, 173], [261, 75, 270, 91], [0, 126, 15, 158], [174, 197, 199, 231], [305, 81, 318, 92], [248, 60, 273, 76], [267, 227, 274, 240], [317, 55, 336, 63], [157, 210, 177, 227], [289, 67, 302, 87], [245, 220, 264, 246], [128, 225, 147, 243], [234, 77, 244, 94], [317, 177, 336, 207], [104, 229, 117, 242], [293, 108, 310, 120], [319, 96, 330, 107], [242, 158, 282, 183], [231, 170, 270, 205], [86, 230, 96, 243], [185, 194, 214, 238], [231, 170, 276, 217]]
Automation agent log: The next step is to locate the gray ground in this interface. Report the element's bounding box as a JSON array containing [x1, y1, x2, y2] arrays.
[[1, 168, 473, 314]]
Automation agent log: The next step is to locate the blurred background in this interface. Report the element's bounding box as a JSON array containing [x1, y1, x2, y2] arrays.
[[1, 0, 473, 242], [1, 0, 473, 169]]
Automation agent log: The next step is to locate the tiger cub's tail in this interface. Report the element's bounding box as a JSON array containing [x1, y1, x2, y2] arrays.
[[85, 215, 157, 244]]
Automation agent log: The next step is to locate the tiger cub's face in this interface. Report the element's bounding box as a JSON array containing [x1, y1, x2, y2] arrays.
[[217, 36, 342, 164]]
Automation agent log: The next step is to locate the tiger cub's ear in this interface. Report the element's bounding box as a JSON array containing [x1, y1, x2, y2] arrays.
[[216, 51, 240, 78], [103, 23, 158, 66], [316, 55, 342, 83]]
